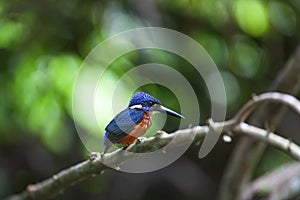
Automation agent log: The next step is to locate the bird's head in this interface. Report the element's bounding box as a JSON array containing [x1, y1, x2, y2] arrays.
[[128, 92, 184, 119]]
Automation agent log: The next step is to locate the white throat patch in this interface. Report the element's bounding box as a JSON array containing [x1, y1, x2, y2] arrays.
[[129, 104, 143, 109]]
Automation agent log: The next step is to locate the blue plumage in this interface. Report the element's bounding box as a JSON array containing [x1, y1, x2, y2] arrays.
[[103, 92, 184, 153], [105, 108, 145, 142], [129, 92, 160, 107]]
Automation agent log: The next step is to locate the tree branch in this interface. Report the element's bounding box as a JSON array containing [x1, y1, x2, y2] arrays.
[[6, 126, 209, 200], [233, 93, 300, 123], [218, 46, 300, 200], [233, 123, 300, 160], [242, 162, 300, 200], [6, 92, 300, 200]]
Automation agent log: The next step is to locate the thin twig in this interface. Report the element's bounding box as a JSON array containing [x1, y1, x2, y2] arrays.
[[234, 92, 300, 123]]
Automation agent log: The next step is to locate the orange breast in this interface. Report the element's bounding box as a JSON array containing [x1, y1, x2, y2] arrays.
[[117, 113, 152, 146]]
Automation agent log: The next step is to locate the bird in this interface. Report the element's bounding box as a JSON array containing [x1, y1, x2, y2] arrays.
[[103, 92, 184, 153]]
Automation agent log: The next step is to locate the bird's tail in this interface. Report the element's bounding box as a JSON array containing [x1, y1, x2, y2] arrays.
[[103, 132, 113, 153]]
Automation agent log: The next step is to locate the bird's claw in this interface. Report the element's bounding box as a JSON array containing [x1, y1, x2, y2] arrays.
[[136, 137, 147, 144], [136, 138, 142, 144], [89, 152, 100, 161]]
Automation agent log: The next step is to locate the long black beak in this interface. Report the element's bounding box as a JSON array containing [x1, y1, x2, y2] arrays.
[[152, 104, 185, 119]]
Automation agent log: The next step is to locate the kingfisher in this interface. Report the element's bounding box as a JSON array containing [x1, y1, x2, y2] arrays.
[[103, 92, 184, 153]]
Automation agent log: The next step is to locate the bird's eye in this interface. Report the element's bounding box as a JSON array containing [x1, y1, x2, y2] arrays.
[[149, 101, 153, 105]]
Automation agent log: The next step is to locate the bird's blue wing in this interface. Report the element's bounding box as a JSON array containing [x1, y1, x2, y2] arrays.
[[105, 108, 145, 143]]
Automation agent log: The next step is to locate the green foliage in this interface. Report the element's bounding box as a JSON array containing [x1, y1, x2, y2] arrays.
[[0, 20, 26, 48], [10, 53, 81, 153], [0, 0, 299, 199], [233, 0, 269, 37]]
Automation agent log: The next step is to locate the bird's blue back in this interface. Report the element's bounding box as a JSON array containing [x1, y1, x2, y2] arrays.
[[104, 108, 145, 143], [103, 92, 161, 152]]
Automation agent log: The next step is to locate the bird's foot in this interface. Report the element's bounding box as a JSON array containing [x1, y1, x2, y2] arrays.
[[135, 137, 147, 144], [89, 152, 100, 161]]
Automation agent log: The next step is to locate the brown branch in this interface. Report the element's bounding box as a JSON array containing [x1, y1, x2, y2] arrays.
[[233, 93, 300, 123], [6, 92, 300, 200], [242, 162, 300, 200], [234, 123, 300, 160], [6, 160, 107, 200], [6, 126, 209, 200], [218, 46, 300, 200]]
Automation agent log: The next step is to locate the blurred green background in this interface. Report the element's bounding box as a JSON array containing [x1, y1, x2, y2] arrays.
[[1, 0, 300, 199]]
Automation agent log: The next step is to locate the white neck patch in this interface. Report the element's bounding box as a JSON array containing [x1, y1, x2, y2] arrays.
[[129, 104, 143, 109]]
